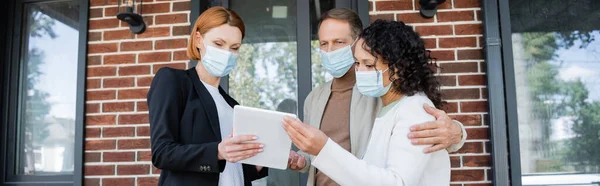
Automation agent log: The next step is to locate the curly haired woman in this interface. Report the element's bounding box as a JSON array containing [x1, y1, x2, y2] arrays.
[[282, 20, 450, 186]]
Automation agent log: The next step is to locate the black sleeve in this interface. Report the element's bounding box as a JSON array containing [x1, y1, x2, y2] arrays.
[[148, 68, 225, 173], [242, 164, 269, 182]]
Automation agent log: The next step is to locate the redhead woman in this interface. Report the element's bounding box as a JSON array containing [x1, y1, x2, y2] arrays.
[[147, 7, 268, 186]]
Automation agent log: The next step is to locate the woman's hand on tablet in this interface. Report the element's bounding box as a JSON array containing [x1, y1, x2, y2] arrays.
[[282, 117, 328, 156], [218, 132, 264, 162], [288, 150, 306, 170]]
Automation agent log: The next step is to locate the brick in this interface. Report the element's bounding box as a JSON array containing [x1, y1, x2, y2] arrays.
[[142, 3, 170, 14], [139, 52, 171, 63], [137, 76, 154, 87], [87, 103, 100, 113], [450, 156, 461, 168], [439, 37, 477, 48], [463, 155, 491, 167], [86, 152, 101, 162], [137, 126, 150, 136], [137, 151, 152, 161], [430, 50, 455, 61], [455, 24, 482, 35], [155, 39, 187, 50], [465, 184, 492, 186], [156, 13, 188, 25], [87, 79, 101, 89], [440, 62, 479, 73], [103, 102, 135, 112], [88, 55, 102, 66], [476, 10, 482, 21], [461, 101, 488, 112], [173, 50, 188, 61], [85, 178, 100, 186], [85, 140, 116, 150], [89, 43, 118, 54], [481, 87, 487, 99], [437, 11, 475, 22], [442, 102, 458, 113], [103, 77, 135, 88], [89, 19, 119, 30], [397, 13, 434, 23], [104, 54, 136, 65], [102, 178, 134, 186], [466, 128, 489, 140], [153, 63, 186, 73], [89, 0, 104, 6], [119, 65, 151, 76], [423, 38, 436, 49], [121, 41, 153, 52], [375, 1, 412, 11], [103, 151, 135, 162], [438, 75, 456, 86], [137, 177, 159, 186], [459, 75, 486, 86], [173, 25, 190, 36], [454, 0, 481, 8], [485, 141, 491, 153], [118, 139, 151, 149], [137, 101, 149, 111], [457, 49, 482, 60], [88, 67, 117, 77], [449, 114, 482, 126], [87, 90, 116, 101], [369, 14, 394, 23], [173, 1, 190, 12], [479, 61, 486, 72], [455, 142, 484, 154], [118, 88, 149, 100], [104, 7, 118, 17], [137, 27, 171, 39], [451, 169, 485, 181], [103, 29, 134, 40], [86, 128, 101, 138], [153, 166, 161, 174], [442, 88, 480, 99], [103, 127, 135, 137], [89, 32, 102, 41], [119, 114, 149, 124], [416, 25, 453, 36], [87, 115, 117, 126]]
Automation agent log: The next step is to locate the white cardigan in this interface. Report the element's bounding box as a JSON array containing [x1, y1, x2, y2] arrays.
[[311, 93, 451, 186]]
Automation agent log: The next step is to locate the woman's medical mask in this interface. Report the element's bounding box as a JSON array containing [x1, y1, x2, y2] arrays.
[[356, 68, 392, 97], [201, 43, 238, 77], [319, 39, 358, 78]]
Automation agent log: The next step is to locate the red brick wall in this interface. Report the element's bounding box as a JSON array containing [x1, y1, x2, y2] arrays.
[[369, 0, 491, 185], [85, 0, 191, 185], [85, 0, 490, 185]]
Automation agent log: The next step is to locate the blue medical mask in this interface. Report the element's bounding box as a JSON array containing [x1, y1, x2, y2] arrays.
[[355, 68, 392, 97], [201, 44, 238, 77], [319, 39, 359, 78]]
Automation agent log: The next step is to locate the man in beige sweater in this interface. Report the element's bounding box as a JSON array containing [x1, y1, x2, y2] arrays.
[[287, 8, 468, 186]]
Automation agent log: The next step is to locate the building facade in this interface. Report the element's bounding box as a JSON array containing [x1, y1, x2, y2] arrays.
[[1, 0, 599, 186]]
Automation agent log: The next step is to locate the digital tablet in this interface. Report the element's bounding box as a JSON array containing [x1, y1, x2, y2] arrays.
[[232, 105, 296, 170]]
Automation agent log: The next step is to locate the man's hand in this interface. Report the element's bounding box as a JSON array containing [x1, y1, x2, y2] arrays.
[[408, 104, 463, 153], [288, 150, 306, 170], [282, 117, 328, 156]]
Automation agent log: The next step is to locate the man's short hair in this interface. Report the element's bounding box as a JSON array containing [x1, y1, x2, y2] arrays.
[[318, 8, 363, 39]]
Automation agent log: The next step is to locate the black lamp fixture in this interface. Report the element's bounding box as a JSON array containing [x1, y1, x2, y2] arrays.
[[419, 0, 446, 18], [117, 0, 146, 34]]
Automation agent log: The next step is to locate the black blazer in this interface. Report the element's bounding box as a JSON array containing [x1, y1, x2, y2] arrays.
[[147, 67, 268, 186]]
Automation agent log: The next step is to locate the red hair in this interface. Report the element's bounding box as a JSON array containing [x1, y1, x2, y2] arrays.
[[186, 6, 245, 60]]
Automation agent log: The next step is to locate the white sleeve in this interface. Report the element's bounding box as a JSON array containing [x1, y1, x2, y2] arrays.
[[446, 120, 467, 152], [311, 100, 437, 186]]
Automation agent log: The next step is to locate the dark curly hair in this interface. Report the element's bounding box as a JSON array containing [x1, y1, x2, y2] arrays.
[[359, 20, 443, 108]]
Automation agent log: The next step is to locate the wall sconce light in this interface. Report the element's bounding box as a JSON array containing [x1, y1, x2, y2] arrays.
[[419, 0, 446, 18], [117, 0, 146, 34]]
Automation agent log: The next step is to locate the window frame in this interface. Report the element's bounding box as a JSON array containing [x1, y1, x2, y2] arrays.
[[0, 0, 88, 185]]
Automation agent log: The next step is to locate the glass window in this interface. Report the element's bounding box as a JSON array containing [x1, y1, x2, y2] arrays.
[[228, 1, 300, 185], [16, 0, 80, 175], [508, 0, 600, 184]]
